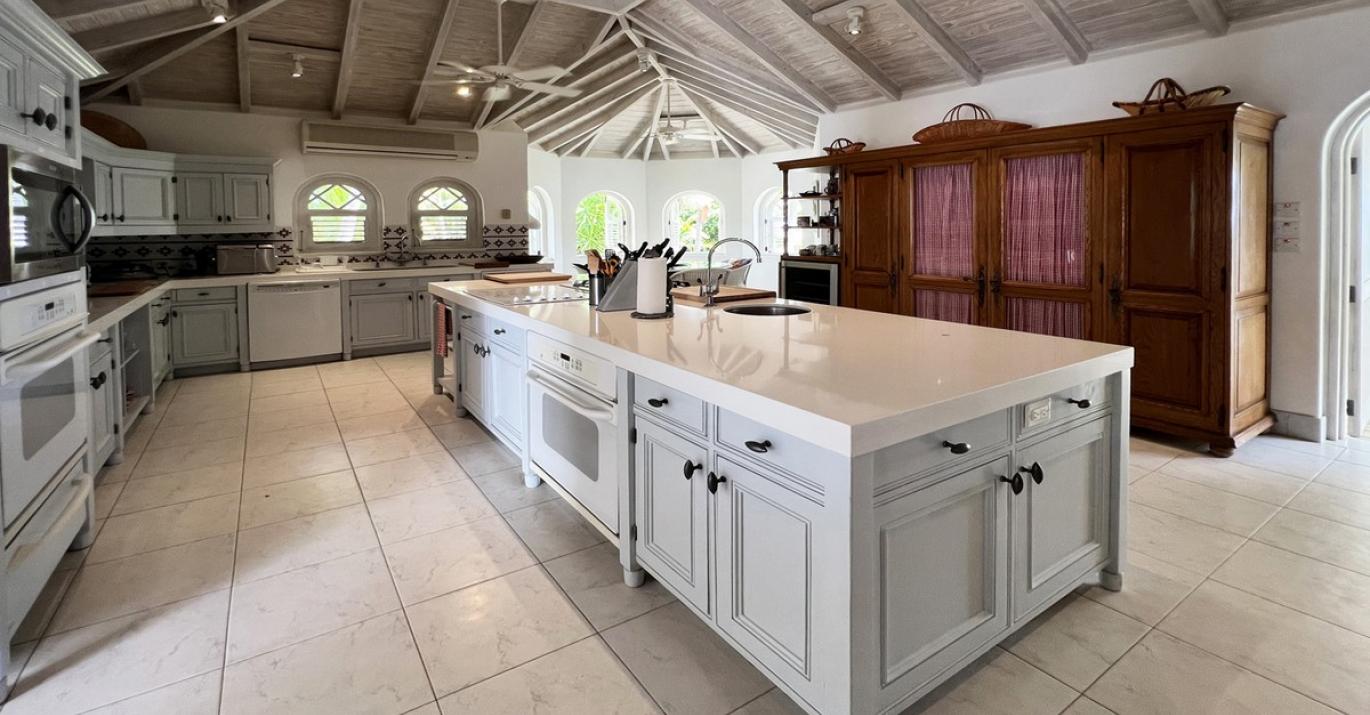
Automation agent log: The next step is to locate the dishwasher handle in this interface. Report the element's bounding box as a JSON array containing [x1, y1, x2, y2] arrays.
[[253, 280, 340, 292]]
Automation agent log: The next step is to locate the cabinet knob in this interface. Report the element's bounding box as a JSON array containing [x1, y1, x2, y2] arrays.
[[647, 397, 669, 408], [683, 460, 701, 480], [1019, 462, 1044, 485], [999, 473, 1024, 495], [493, 328, 506, 335], [89, 371, 107, 389], [97, 213, 109, 222], [116, 214, 125, 222], [1067, 398, 1091, 409], [744, 439, 772, 454], [942, 440, 971, 455], [20, 107, 47, 126], [707, 471, 728, 494]]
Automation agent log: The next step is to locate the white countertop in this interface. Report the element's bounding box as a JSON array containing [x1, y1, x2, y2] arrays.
[[430, 280, 1134, 456]]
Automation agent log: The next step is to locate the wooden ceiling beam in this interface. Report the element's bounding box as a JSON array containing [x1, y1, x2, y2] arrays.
[[520, 60, 643, 132], [1019, 0, 1089, 64], [126, 79, 144, 105], [678, 85, 754, 156], [622, 132, 647, 159], [548, 119, 605, 153], [676, 0, 836, 113], [505, 48, 636, 123], [769, 0, 900, 101], [83, 0, 293, 104], [73, 7, 218, 55], [41, 0, 149, 22], [235, 27, 250, 112], [646, 44, 816, 117], [886, 0, 982, 85], [248, 40, 342, 62], [671, 76, 809, 148], [580, 121, 609, 156], [474, 0, 553, 128], [486, 17, 620, 127], [661, 62, 817, 134], [532, 77, 656, 145], [649, 85, 669, 160], [332, 0, 366, 119], [407, 0, 463, 125], [1186, 0, 1229, 36]]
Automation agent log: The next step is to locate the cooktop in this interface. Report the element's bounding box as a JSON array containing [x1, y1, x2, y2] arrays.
[[467, 284, 587, 306]]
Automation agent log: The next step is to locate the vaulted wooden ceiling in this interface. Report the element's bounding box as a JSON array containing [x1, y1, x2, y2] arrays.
[[52, 0, 1365, 160]]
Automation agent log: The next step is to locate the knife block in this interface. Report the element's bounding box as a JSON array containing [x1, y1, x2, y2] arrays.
[[596, 261, 639, 313]]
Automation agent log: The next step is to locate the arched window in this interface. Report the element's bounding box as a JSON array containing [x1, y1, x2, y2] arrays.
[[755, 187, 785, 253], [411, 178, 480, 248], [575, 191, 631, 255], [664, 191, 722, 253], [528, 187, 553, 259], [297, 176, 381, 253]]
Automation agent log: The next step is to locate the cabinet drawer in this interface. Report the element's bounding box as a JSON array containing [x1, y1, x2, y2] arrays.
[[174, 286, 237, 303], [635, 375, 706, 435], [486, 316, 523, 352], [872, 410, 1012, 495], [455, 309, 487, 339], [349, 278, 417, 295], [88, 331, 113, 364], [714, 407, 835, 492], [1018, 378, 1109, 437]]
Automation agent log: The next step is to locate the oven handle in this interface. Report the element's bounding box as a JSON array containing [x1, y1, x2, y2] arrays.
[[53, 185, 95, 253], [527, 370, 615, 423], [2, 331, 100, 383]]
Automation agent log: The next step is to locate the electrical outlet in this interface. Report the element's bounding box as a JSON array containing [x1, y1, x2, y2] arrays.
[[1025, 398, 1051, 429]]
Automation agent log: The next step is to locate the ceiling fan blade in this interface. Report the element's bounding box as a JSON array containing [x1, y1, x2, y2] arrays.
[[518, 81, 582, 98], [680, 131, 723, 141], [436, 60, 481, 74], [483, 84, 514, 102], [512, 65, 564, 81]]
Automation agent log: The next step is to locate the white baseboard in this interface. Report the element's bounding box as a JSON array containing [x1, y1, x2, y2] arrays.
[[1271, 410, 1325, 442]]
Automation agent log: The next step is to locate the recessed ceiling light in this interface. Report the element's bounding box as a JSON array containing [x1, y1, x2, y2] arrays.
[[846, 6, 865, 36], [290, 54, 304, 78], [455, 85, 473, 98]]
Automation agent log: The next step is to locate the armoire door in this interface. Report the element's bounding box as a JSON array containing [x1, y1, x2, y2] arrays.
[[1104, 124, 1224, 432], [899, 150, 988, 325], [843, 161, 899, 313], [987, 139, 1101, 340]]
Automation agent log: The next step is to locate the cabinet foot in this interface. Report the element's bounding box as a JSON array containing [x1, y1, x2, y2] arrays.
[[71, 512, 96, 551], [1208, 444, 1235, 458], [523, 471, 542, 489], [106, 450, 125, 466], [623, 568, 645, 588], [453, 405, 468, 418], [1100, 569, 1123, 592], [433, 384, 444, 395]]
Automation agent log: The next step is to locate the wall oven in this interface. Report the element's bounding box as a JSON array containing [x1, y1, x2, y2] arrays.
[[526, 333, 620, 536], [2, 147, 94, 285], [780, 259, 839, 305]]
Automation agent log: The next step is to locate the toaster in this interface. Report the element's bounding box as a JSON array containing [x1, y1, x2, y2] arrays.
[[217, 245, 279, 275]]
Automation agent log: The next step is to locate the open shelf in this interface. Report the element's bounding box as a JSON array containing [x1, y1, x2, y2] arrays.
[[784, 194, 840, 201], [123, 393, 151, 427]]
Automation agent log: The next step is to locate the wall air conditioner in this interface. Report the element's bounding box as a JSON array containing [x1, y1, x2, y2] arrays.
[[300, 121, 479, 161]]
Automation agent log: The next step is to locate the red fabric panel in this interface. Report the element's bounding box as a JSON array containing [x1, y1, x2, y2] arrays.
[[914, 290, 973, 325], [1006, 298, 1084, 339], [913, 163, 975, 278], [1002, 153, 1086, 287]]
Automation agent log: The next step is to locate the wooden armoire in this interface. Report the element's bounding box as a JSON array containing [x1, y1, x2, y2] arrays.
[[778, 104, 1281, 456]]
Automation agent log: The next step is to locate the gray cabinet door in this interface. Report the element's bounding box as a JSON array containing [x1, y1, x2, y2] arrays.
[[0, 35, 24, 135], [634, 417, 710, 613], [871, 458, 1011, 704], [88, 349, 117, 465], [150, 299, 171, 380], [350, 292, 416, 348], [459, 334, 486, 420], [1012, 417, 1111, 620], [112, 167, 176, 226], [175, 172, 224, 226], [23, 56, 65, 150], [225, 173, 270, 224], [171, 303, 239, 366], [488, 342, 524, 445], [416, 291, 432, 342], [93, 161, 113, 225]]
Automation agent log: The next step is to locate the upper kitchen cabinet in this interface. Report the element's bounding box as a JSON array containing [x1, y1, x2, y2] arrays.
[[0, 0, 102, 167], [112, 166, 176, 227], [842, 160, 900, 314], [899, 150, 988, 325]]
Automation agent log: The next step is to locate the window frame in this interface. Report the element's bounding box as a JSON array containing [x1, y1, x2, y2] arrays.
[[755, 187, 785, 254], [528, 186, 554, 261], [410, 178, 482, 251], [662, 190, 724, 254], [574, 190, 633, 258], [296, 174, 383, 255]]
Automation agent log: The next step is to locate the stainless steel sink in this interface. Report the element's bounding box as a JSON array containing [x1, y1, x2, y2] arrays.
[[723, 304, 811, 317]]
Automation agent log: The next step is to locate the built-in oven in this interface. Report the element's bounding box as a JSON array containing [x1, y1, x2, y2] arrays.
[[526, 333, 620, 535], [780, 259, 839, 305], [1, 147, 94, 285]]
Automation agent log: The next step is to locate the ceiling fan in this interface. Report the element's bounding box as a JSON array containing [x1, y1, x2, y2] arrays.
[[416, 0, 583, 103], [645, 81, 722, 145]]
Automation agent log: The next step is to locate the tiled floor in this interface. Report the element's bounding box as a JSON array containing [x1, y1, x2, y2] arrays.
[[6, 354, 1370, 714]]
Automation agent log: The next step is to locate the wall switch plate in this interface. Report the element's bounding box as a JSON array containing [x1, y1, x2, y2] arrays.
[[500, 208, 512, 219], [1025, 398, 1051, 429]]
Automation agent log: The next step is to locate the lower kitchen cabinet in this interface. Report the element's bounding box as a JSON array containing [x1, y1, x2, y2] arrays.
[[633, 418, 710, 613], [150, 296, 171, 382], [350, 292, 417, 349], [88, 345, 118, 467], [171, 302, 239, 366], [416, 291, 433, 342], [459, 333, 487, 421], [487, 341, 525, 445]]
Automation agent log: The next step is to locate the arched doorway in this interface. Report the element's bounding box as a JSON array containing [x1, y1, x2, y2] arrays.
[[1324, 90, 1370, 441]]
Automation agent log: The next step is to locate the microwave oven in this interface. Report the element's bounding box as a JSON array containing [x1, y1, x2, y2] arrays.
[[0, 146, 94, 285]]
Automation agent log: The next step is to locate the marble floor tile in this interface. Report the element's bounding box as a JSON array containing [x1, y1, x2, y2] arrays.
[[132, 436, 245, 478], [4, 590, 228, 714], [147, 415, 248, 450], [327, 380, 406, 403], [367, 479, 496, 544], [246, 404, 337, 432], [1080, 550, 1205, 625], [407, 703, 441, 715], [1127, 503, 1245, 575], [1252, 508, 1370, 576], [11, 567, 77, 644], [436, 636, 658, 715], [330, 392, 415, 421], [244, 420, 343, 458], [95, 454, 137, 484], [222, 611, 432, 715], [504, 498, 605, 562], [383, 516, 536, 605], [1314, 459, 1370, 495], [251, 364, 320, 384], [319, 362, 389, 388], [346, 427, 445, 467], [248, 388, 330, 415], [176, 372, 252, 395], [227, 548, 400, 662], [449, 440, 519, 476], [430, 418, 493, 450], [242, 443, 352, 488], [1131, 473, 1280, 536], [158, 393, 250, 426], [235, 503, 379, 584], [111, 462, 242, 516], [239, 469, 362, 529], [912, 648, 1078, 715], [1088, 630, 1336, 714], [1126, 465, 1151, 484], [1129, 437, 1183, 472], [1286, 482, 1370, 529], [545, 542, 676, 630], [604, 602, 772, 715], [250, 374, 323, 398], [84, 670, 222, 715], [1060, 697, 1113, 715], [733, 689, 807, 715], [337, 407, 427, 441], [354, 451, 469, 501], [93, 482, 122, 520], [1003, 595, 1149, 691], [1250, 435, 1346, 459], [1158, 453, 1310, 505], [408, 566, 592, 696], [410, 393, 458, 426], [1230, 440, 1334, 479], [89, 493, 239, 564], [1159, 580, 1370, 713], [49, 534, 235, 634], [471, 467, 557, 513], [1213, 540, 1370, 637]]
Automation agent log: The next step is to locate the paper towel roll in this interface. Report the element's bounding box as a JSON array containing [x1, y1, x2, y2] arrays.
[[636, 256, 669, 315]]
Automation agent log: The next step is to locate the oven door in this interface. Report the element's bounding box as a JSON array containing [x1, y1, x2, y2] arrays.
[[0, 325, 97, 527], [526, 367, 619, 534], [4, 154, 94, 284]]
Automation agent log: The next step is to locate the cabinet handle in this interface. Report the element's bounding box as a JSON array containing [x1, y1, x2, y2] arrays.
[[683, 460, 701, 480], [744, 439, 772, 454], [1109, 278, 1122, 312], [156, 317, 169, 326], [990, 273, 1003, 296], [647, 397, 668, 408], [408, 294, 413, 301], [1019, 462, 1044, 485], [999, 473, 1024, 495], [90, 371, 106, 389], [20, 107, 48, 126], [707, 471, 727, 494], [97, 213, 109, 222], [942, 440, 971, 455], [217, 215, 223, 222], [1067, 398, 1091, 409], [116, 214, 125, 222], [461, 314, 472, 320], [493, 328, 506, 335]]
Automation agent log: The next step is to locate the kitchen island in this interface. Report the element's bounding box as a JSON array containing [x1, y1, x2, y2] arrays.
[[429, 279, 1132, 715]]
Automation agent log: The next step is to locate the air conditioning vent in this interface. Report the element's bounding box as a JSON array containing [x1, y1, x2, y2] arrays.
[[301, 121, 479, 161]]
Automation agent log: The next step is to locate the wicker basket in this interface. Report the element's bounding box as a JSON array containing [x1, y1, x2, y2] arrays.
[[823, 138, 867, 156], [1113, 78, 1231, 116], [913, 103, 1031, 144]]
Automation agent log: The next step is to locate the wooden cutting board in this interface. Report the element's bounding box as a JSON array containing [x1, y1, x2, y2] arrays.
[[486, 271, 573, 284], [88, 279, 164, 297], [460, 258, 509, 268], [672, 286, 777, 305]]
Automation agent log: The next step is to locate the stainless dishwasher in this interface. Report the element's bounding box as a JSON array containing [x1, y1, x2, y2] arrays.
[[248, 279, 343, 363]]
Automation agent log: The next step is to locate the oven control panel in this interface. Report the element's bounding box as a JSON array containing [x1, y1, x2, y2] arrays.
[[528, 332, 617, 401], [0, 281, 87, 352]]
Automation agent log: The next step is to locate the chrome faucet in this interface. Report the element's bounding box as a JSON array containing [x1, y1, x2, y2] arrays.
[[702, 238, 763, 308]]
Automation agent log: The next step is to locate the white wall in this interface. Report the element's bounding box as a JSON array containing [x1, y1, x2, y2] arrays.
[[820, 4, 1370, 428], [87, 104, 530, 236]]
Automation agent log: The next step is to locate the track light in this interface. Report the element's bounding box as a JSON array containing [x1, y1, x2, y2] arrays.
[[455, 85, 473, 98], [205, 0, 229, 23], [636, 48, 654, 73], [290, 54, 304, 79], [845, 6, 865, 36]]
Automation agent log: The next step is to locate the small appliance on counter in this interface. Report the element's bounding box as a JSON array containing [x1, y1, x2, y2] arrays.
[[216, 244, 278, 275]]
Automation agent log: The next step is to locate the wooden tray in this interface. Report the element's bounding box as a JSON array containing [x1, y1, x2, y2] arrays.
[[88, 279, 164, 297], [460, 259, 509, 268], [672, 286, 777, 305], [486, 272, 573, 284]]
